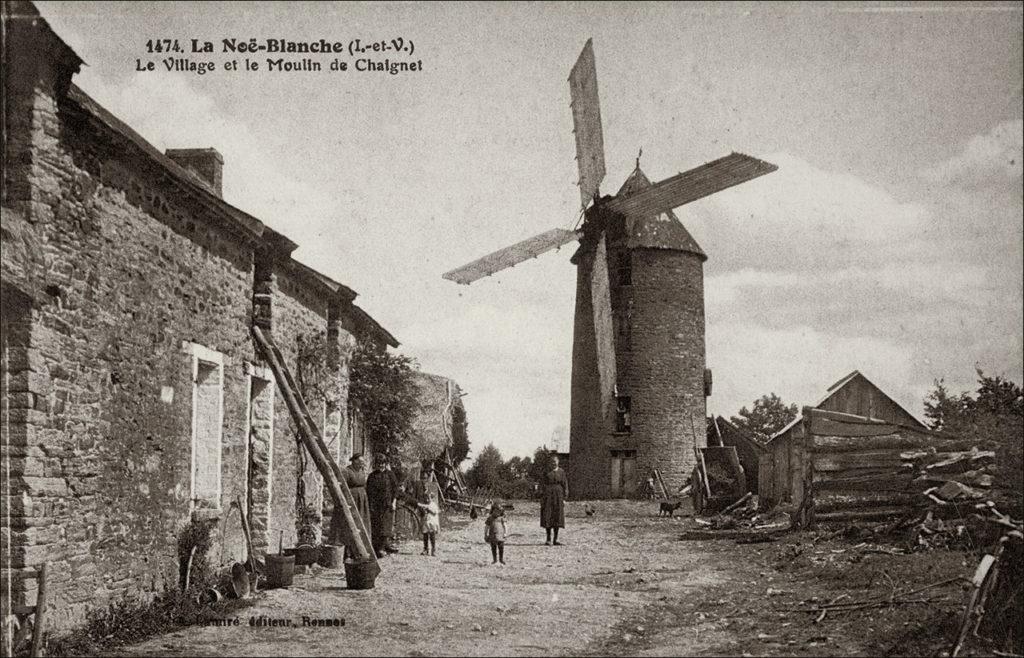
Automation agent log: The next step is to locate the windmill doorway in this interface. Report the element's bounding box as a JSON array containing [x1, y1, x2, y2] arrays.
[[610, 450, 637, 498]]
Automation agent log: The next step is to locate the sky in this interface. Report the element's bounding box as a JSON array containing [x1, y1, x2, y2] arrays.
[[36, 1, 1023, 458]]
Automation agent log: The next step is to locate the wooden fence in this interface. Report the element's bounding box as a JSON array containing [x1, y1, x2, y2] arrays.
[[790, 408, 982, 527]]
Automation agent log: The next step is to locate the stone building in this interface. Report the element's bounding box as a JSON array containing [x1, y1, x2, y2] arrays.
[[569, 167, 710, 499], [1, 0, 397, 633]]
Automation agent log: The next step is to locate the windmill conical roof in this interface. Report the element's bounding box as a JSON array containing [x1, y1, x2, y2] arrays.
[[615, 167, 707, 260]]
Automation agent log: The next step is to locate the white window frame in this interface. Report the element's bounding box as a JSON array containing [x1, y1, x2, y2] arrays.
[[244, 362, 274, 518], [183, 341, 225, 511]]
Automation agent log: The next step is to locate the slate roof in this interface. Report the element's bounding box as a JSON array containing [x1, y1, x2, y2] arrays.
[[615, 167, 707, 259]]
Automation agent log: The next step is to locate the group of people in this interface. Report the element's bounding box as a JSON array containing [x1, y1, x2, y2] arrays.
[[331, 452, 570, 565], [333, 452, 441, 559]]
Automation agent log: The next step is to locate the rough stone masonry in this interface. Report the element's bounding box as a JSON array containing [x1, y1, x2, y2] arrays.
[[1, 0, 397, 635]]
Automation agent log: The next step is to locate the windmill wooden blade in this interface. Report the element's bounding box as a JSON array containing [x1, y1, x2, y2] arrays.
[[604, 152, 777, 218], [569, 38, 606, 209], [442, 228, 581, 285], [590, 234, 618, 418]]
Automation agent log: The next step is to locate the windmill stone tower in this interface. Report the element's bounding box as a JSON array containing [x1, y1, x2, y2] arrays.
[[442, 39, 775, 500], [569, 167, 709, 498]]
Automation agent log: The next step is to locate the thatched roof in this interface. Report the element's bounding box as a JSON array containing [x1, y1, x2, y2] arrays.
[[405, 371, 464, 463]]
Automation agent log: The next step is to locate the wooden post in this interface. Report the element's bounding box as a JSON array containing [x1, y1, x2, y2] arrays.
[[252, 327, 377, 571], [29, 563, 48, 658], [234, 497, 258, 591], [689, 413, 712, 499]]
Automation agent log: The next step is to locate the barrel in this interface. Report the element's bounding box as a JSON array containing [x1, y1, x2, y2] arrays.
[[343, 558, 377, 590], [319, 544, 344, 569], [265, 554, 295, 589]]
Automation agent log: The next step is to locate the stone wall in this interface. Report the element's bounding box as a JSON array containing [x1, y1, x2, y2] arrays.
[[626, 248, 706, 491], [267, 268, 329, 549], [568, 240, 706, 498], [0, 60, 259, 629]]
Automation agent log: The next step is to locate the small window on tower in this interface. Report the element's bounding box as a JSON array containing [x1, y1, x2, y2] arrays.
[[617, 253, 632, 286], [616, 396, 632, 433]]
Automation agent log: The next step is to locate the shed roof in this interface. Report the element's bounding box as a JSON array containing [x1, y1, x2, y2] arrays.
[[766, 369, 927, 443]]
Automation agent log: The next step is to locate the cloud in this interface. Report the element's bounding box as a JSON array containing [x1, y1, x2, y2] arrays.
[[707, 322, 920, 422], [74, 71, 340, 233], [921, 120, 1024, 189], [682, 152, 932, 273]]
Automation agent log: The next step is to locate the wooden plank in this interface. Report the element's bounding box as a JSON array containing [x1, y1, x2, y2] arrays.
[[814, 507, 916, 523], [815, 491, 923, 513], [814, 473, 920, 493], [813, 451, 912, 472], [812, 434, 974, 452], [591, 234, 617, 420], [813, 466, 914, 482], [812, 422, 902, 438], [441, 228, 580, 285], [568, 38, 606, 207], [603, 153, 777, 218]]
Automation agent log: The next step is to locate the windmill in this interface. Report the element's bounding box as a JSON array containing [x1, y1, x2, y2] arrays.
[[442, 39, 777, 498]]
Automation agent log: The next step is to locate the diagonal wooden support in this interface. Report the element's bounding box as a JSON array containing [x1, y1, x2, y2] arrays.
[[252, 326, 379, 576]]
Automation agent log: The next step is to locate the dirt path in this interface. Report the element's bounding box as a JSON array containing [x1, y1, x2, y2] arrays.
[[115, 500, 958, 657]]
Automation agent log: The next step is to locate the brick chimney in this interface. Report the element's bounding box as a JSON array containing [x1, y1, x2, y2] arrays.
[[165, 148, 223, 197]]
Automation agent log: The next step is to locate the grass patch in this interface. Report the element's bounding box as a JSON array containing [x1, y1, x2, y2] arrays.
[[48, 589, 256, 656]]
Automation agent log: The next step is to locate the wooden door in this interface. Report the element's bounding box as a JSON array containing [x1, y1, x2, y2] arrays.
[[610, 456, 622, 498], [621, 457, 638, 497]]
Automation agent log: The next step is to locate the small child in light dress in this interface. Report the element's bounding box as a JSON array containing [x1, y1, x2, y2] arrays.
[[417, 492, 440, 556], [484, 503, 507, 565]]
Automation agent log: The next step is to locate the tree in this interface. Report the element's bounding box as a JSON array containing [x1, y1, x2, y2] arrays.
[[507, 455, 533, 481], [465, 443, 512, 491], [923, 371, 1023, 512], [730, 393, 798, 442], [347, 343, 419, 458], [923, 378, 973, 433], [527, 447, 557, 484]]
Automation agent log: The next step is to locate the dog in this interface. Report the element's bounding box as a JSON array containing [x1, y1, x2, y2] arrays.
[[659, 500, 683, 517]]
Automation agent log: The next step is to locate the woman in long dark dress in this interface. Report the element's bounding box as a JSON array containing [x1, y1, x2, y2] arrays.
[[333, 454, 373, 559], [540, 455, 568, 545]]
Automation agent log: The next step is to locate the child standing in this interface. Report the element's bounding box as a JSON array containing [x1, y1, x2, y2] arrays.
[[484, 503, 507, 565], [417, 492, 440, 556]]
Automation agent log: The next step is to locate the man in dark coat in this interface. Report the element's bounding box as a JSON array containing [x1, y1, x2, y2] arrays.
[[366, 453, 397, 557]]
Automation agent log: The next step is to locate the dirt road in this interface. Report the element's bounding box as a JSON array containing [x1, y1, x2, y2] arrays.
[[115, 500, 967, 657]]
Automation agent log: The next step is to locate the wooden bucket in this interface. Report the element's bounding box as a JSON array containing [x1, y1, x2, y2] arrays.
[[343, 558, 377, 590], [319, 544, 344, 569], [265, 554, 295, 589]]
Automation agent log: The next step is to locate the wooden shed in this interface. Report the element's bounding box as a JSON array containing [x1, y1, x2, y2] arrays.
[[711, 416, 767, 494], [759, 370, 926, 506]]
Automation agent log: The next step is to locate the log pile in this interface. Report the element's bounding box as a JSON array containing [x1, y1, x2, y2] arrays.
[[799, 409, 991, 526]]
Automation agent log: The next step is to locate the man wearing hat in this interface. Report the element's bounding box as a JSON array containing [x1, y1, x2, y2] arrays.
[[366, 452, 397, 557]]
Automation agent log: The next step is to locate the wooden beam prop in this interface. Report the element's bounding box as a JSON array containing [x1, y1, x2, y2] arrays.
[[29, 563, 48, 658], [252, 326, 378, 573]]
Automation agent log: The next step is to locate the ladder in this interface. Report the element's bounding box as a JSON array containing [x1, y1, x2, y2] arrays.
[[252, 326, 379, 574]]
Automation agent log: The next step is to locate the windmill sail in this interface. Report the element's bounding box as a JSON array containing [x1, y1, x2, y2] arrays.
[[604, 152, 777, 218], [569, 38, 606, 209], [590, 234, 617, 419], [442, 228, 581, 285]]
